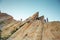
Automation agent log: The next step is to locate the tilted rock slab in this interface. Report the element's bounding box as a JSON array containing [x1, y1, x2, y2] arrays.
[[1, 21, 21, 38], [7, 20, 40, 40]]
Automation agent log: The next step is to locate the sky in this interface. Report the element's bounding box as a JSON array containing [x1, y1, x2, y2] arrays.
[[0, 0, 60, 21]]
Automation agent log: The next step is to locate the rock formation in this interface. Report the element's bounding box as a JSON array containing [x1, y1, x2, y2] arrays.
[[0, 12, 15, 30], [0, 12, 13, 22], [0, 12, 60, 40]]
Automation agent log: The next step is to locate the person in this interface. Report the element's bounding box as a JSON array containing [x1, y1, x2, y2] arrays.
[[46, 18, 48, 22], [21, 19, 22, 21]]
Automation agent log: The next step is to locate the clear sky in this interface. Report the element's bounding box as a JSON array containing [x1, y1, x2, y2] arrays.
[[0, 0, 60, 21]]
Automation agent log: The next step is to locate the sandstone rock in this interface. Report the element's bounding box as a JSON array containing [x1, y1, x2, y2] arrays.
[[26, 12, 39, 22], [31, 12, 39, 20], [42, 21, 60, 40], [0, 12, 60, 40], [0, 12, 14, 30]]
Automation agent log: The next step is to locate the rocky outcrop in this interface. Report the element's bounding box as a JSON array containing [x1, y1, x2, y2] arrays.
[[0, 12, 60, 40], [0, 12, 14, 30], [0, 12, 13, 22], [0, 12, 15, 25], [42, 21, 60, 40], [1, 12, 39, 40]]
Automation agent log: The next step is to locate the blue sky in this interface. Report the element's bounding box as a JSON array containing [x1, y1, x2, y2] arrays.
[[0, 0, 60, 21]]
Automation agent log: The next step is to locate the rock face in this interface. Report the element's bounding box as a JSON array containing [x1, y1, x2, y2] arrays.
[[43, 21, 60, 40], [0, 12, 60, 40], [0, 12, 13, 22], [0, 12, 14, 30]]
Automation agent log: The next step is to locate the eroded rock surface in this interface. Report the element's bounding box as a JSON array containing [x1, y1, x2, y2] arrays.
[[0, 12, 60, 40]]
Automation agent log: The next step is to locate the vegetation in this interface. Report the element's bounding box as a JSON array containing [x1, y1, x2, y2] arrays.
[[0, 21, 5, 24]]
